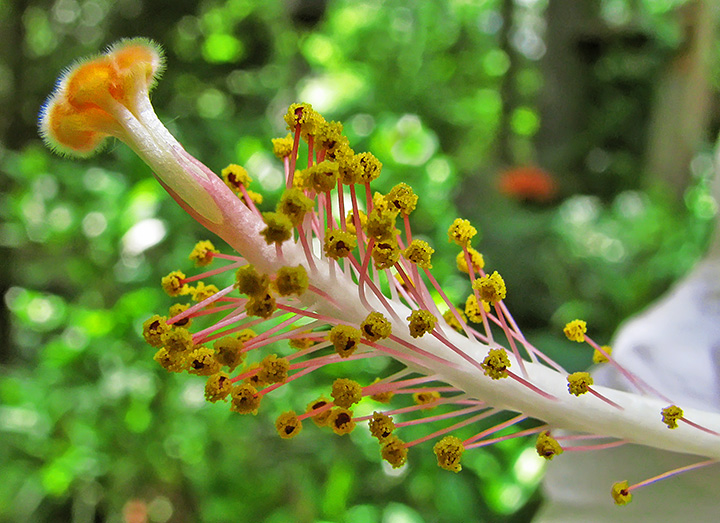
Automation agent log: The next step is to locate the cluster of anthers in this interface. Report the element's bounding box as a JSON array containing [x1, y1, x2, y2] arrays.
[[40, 38, 720, 506]]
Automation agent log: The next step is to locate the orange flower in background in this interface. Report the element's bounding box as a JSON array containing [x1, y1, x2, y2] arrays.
[[498, 165, 558, 203]]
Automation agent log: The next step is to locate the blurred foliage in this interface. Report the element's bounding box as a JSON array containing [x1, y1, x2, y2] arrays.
[[1, 0, 718, 522]]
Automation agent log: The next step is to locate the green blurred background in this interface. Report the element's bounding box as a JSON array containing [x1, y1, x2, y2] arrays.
[[1, 0, 719, 521]]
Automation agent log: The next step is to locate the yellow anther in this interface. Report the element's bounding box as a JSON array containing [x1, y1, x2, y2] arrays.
[[153, 347, 187, 373], [472, 271, 506, 303], [567, 372, 593, 396], [190, 282, 219, 303], [611, 481, 632, 506], [328, 325, 362, 358], [277, 188, 314, 226], [161, 326, 194, 355], [464, 295, 488, 323], [220, 164, 251, 192], [356, 151, 382, 183], [407, 309, 436, 338], [204, 372, 233, 403], [447, 218, 477, 247], [433, 435, 465, 472], [275, 411, 303, 439], [289, 335, 315, 350], [272, 134, 294, 159], [284, 102, 324, 138], [161, 270, 188, 297], [361, 312, 392, 342], [257, 354, 290, 384], [260, 211, 293, 245], [593, 345, 612, 364], [368, 412, 395, 441], [324, 229, 357, 260], [535, 431, 563, 460], [404, 239, 434, 269], [345, 209, 366, 234], [168, 303, 191, 328], [245, 292, 277, 319], [187, 346, 222, 376], [481, 348, 510, 380], [413, 390, 441, 409], [243, 189, 263, 206], [661, 405, 684, 429], [370, 378, 395, 403], [235, 265, 270, 298], [315, 120, 344, 152], [142, 315, 169, 347], [331, 378, 363, 409], [372, 239, 401, 270], [338, 154, 363, 185], [188, 240, 217, 267], [230, 383, 261, 415], [456, 247, 485, 274], [380, 435, 407, 468], [366, 208, 398, 241], [213, 336, 245, 371], [305, 160, 340, 193], [236, 329, 257, 343], [564, 319, 587, 343], [442, 308, 467, 333], [386, 183, 418, 215], [306, 397, 332, 427], [274, 265, 309, 296], [327, 407, 356, 435]]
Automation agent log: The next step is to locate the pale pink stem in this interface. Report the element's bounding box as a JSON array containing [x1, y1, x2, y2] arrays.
[[353, 397, 480, 422], [287, 124, 301, 187], [564, 440, 628, 452], [627, 459, 718, 492], [392, 387, 460, 394], [365, 337, 453, 369], [586, 336, 673, 403], [289, 350, 376, 370], [364, 182, 373, 213], [239, 184, 262, 217], [396, 404, 487, 428], [242, 313, 301, 349], [170, 284, 236, 325], [405, 409, 500, 449], [349, 184, 366, 258], [257, 365, 319, 396], [464, 413, 527, 445], [588, 387, 624, 410], [184, 302, 241, 318], [494, 303, 528, 378], [422, 268, 477, 341], [403, 214, 412, 244], [507, 370, 557, 401], [681, 417, 720, 436], [307, 284, 341, 308], [362, 375, 441, 396], [296, 223, 318, 273], [337, 180, 346, 232], [211, 252, 246, 262], [283, 156, 290, 185], [307, 135, 314, 169], [181, 261, 243, 283], [298, 401, 333, 422], [386, 333, 459, 368], [429, 330, 487, 374], [192, 307, 248, 342], [465, 426, 547, 450], [201, 315, 267, 344]]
